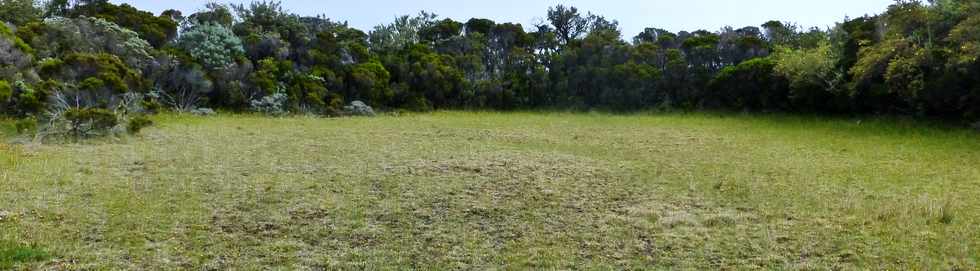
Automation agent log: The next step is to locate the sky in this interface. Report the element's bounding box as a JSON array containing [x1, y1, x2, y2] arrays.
[[111, 0, 895, 37]]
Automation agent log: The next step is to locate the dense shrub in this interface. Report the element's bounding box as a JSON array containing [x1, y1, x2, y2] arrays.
[[38, 53, 143, 109], [62, 107, 119, 138], [8, 80, 46, 116], [71, 2, 177, 48], [0, 0, 977, 127], [147, 51, 213, 112], [772, 43, 846, 111], [126, 115, 152, 134], [0, 23, 34, 81], [20, 17, 154, 69], [0, 0, 42, 26]]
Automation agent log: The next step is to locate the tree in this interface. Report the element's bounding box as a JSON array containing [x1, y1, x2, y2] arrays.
[[349, 61, 391, 106], [231, 0, 309, 64], [465, 18, 495, 36], [547, 5, 587, 46], [188, 2, 234, 27], [420, 18, 463, 45], [772, 42, 844, 110], [369, 11, 437, 52]]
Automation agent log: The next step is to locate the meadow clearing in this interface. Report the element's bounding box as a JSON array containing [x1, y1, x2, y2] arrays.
[[1, 112, 978, 269]]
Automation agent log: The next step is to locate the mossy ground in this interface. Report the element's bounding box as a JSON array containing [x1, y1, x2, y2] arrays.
[[1, 112, 978, 269]]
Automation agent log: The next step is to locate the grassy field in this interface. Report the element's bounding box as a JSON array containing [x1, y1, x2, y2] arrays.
[[1, 112, 978, 269]]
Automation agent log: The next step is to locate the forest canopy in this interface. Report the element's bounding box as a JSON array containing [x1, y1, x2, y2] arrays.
[[0, 0, 978, 123]]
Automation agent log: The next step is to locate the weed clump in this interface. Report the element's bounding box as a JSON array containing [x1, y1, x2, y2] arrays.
[[0, 240, 49, 269]]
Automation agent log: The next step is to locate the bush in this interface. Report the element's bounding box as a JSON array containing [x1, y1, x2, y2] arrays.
[[62, 108, 119, 138], [126, 116, 153, 134], [343, 100, 376, 116], [11, 81, 46, 116], [178, 22, 245, 69], [30, 17, 155, 69], [250, 90, 288, 116], [14, 117, 36, 134], [38, 53, 143, 109]]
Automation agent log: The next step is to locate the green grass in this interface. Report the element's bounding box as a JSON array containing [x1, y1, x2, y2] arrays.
[[0, 240, 49, 269], [1, 111, 978, 269]]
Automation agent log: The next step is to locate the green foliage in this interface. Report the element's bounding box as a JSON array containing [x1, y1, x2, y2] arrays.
[[772, 42, 845, 110], [1, 1, 978, 123], [349, 61, 392, 106], [189, 3, 235, 27], [285, 73, 331, 113], [369, 11, 437, 52], [0, 0, 41, 26], [14, 116, 36, 134], [0, 20, 32, 54], [0, 80, 10, 103], [947, 14, 980, 65], [707, 57, 789, 110], [420, 18, 463, 44], [0, 23, 34, 83], [0, 80, 45, 116], [70, 1, 178, 47], [178, 22, 245, 69], [24, 16, 154, 68], [126, 115, 152, 134], [395, 44, 466, 108], [39, 53, 142, 109], [11, 80, 46, 115]]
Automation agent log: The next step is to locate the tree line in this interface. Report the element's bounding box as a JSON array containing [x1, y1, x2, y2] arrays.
[[0, 0, 978, 123]]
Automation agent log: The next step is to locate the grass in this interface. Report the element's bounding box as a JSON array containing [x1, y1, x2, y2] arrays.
[[0, 240, 49, 269], [1, 111, 978, 269]]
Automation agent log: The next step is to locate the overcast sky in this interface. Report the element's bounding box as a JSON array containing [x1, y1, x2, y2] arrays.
[[111, 0, 894, 37]]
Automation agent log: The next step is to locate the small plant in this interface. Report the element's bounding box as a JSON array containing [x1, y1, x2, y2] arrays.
[[939, 201, 955, 225], [126, 116, 153, 135], [14, 118, 37, 135], [250, 89, 288, 116]]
